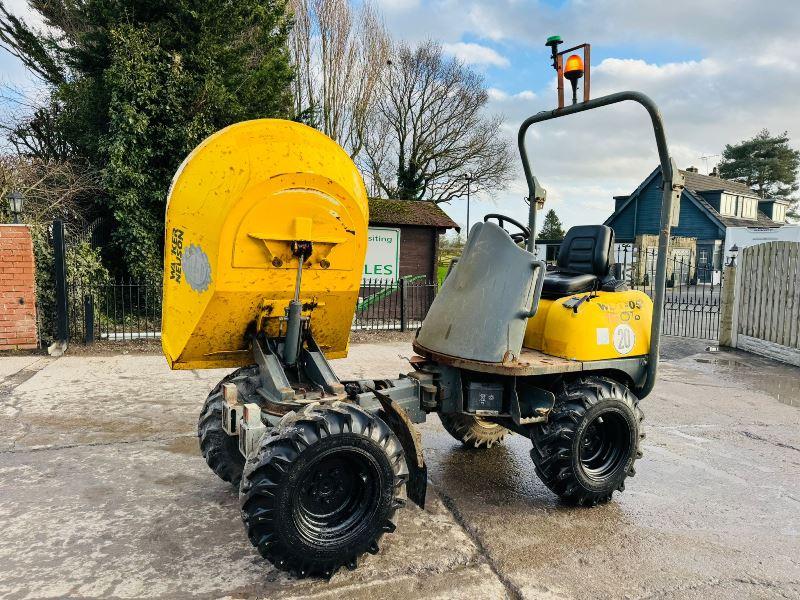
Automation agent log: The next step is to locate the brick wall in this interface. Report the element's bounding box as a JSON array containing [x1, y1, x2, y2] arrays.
[[0, 225, 38, 350]]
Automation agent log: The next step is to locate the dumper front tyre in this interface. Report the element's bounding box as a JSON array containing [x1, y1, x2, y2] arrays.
[[530, 376, 643, 506], [198, 366, 258, 487], [439, 412, 507, 448], [240, 402, 408, 579]]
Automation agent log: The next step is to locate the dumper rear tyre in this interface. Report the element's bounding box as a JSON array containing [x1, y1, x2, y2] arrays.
[[439, 413, 507, 448], [240, 402, 408, 579], [198, 366, 258, 487], [530, 376, 643, 506]]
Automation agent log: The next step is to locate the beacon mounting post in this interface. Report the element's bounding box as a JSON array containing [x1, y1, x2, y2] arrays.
[[546, 35, 591, 108]]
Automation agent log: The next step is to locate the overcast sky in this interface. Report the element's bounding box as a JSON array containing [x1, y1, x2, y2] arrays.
[[376, 0, 800, 233], [2, 0, 798, 234]]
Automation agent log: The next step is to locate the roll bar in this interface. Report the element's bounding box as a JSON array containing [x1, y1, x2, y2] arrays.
[[517, 91, 684, 398]]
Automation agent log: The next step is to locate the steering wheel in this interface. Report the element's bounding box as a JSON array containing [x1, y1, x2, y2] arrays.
[[483, 213, 531, 244]]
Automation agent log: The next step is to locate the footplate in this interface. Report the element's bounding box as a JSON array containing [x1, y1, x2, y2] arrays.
[[221, 383, 241, 436], [239, 403, 267, 458]]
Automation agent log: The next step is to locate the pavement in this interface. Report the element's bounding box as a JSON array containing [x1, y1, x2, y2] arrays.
[[0, 338, 799, 600]]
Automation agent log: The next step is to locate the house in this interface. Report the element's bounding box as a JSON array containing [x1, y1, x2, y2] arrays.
[[367, 198, 459, 281], [533, 237, 564, 264], [605, 165, 789, 281]]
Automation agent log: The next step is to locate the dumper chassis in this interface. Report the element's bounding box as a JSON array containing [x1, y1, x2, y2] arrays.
[[166, 37, 683, 579]]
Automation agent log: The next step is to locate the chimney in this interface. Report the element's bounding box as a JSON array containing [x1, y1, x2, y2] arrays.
[[686, 166, 699, 173], [710, 166, 719, 178]]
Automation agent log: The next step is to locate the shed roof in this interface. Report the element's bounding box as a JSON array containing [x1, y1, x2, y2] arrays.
[[368, 198, 460, 231]]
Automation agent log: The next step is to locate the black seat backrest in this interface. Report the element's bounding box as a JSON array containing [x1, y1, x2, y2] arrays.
[[556, 225, 614, 277]]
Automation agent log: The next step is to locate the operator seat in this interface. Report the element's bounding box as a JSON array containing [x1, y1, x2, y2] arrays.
[[541, 224, 625, 299]]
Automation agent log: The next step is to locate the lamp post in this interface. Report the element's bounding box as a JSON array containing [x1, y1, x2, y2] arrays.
[[6, 191, 23, 224], [727, 243, 739, 267], [463, 172, 473, 234]]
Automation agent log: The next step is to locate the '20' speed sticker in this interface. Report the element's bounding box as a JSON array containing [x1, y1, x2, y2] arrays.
[[613, 324, 636, 355]]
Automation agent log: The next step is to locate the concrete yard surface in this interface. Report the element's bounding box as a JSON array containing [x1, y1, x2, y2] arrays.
[[0, 339, 799, 599]]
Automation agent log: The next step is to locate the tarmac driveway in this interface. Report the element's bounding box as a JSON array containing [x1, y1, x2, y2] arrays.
[[0, 340, 798, 599]]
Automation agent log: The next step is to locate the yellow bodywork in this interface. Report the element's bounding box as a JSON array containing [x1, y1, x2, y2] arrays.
[[162, 119, 369, 370], [524, 290, 653, 361]]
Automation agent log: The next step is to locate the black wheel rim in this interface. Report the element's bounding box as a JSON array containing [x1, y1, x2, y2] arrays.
[[293, 449, 382, 545], [578, 410, 631, 481]]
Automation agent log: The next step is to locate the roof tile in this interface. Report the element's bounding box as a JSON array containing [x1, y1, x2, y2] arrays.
[[680, 169, 756, 196]]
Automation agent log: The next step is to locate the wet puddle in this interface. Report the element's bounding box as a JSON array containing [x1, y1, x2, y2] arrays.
[[689, 352, 800, 408], [163, 435, 199, 456]]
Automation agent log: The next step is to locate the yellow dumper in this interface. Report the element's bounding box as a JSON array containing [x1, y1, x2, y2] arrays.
[[163, 36, 681, 580], [162, 119, 368, 370]]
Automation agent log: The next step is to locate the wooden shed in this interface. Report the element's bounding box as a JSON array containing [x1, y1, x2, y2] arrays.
[[368, 198, 459, 281]]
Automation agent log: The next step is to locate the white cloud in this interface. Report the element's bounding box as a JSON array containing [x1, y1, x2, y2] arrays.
[[442, 42, 509, 67], [594, 58, 722, 81], [376, 1, 800, 232], [373, 0, 422, 12], [2, 0, 46, 29], [444, 46, 800, 232], [487, 87, 508, 101], [488, 88, 536, 102]]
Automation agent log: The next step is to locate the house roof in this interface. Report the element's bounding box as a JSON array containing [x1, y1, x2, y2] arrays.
[[368, 198, 460, 231], [688, 190, 779, 228], [605, 166, 781, 232], [681, 170, 755, 196], [681, 169, 781, 228]]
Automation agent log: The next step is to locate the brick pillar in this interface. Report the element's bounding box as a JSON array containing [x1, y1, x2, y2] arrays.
[[0, 225, 38, 350]]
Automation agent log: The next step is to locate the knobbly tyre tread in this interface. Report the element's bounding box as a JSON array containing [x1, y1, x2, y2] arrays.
[[439, 412, 508, 448], [198, 365, 259, 487], [530, 375, 644, 506], [240, 401, 408, 579]]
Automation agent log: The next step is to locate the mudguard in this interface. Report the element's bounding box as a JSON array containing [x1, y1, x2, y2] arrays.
[[371, 387, 428, 509]]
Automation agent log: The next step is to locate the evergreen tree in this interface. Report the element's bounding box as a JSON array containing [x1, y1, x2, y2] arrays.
[[539, 209, 565, 239], [719, 129, 800, 220], [0, 1, 294, 278]]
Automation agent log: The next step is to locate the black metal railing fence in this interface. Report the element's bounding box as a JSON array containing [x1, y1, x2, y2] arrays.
[[51, 225, 721, 345], [66, 278, 162, 343], [61, 275, 439, 344], [616, 245, 723, 340], [354, 277, 437, 331]]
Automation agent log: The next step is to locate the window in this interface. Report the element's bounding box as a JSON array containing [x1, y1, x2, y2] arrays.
[[719, 194, 736, 216], [738, 196, 757, 219]]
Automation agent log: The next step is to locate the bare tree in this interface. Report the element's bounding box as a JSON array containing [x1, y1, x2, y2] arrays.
[[0, 87, 72, 161], [289, 0, 389, 158], [363, 40, 512, 204], [0, 154, 97, 225]]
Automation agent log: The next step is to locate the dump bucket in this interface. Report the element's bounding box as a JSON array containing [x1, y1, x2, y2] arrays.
[[162, 119, 368, 369]]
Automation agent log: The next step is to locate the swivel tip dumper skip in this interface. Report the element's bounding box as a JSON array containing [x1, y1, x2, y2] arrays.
[[162, 36, 683, 579]]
